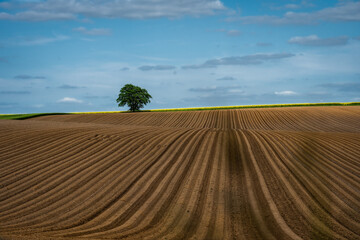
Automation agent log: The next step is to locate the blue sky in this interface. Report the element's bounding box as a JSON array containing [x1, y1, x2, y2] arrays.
[[0, 0, 359, 113]]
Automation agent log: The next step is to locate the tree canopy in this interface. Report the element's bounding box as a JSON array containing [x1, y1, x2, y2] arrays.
[[116, 84, 152, 112]]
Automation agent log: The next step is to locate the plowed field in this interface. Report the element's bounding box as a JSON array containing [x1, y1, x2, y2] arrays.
[[1, 106, 360, 240]]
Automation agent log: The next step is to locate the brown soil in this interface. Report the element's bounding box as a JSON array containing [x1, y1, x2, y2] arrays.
[[0, 106, 359, 240]]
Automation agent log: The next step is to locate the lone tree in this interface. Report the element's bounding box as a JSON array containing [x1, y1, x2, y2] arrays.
[[117, 84, 152, 112]]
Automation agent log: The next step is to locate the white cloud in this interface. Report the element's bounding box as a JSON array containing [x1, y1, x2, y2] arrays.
[[215, 29, 241, 36], [284, 4, 302, 10], [270, 1, 315, 11], [18, 35, 69, 46], [0, 0, 226, 21], [274, 91, 297, 96], [189, 85, 244, 95], [288, 35, 349, 46], [57, 97, 83, 103], [217, 76, 236, 81], [138, 65, 176, 71], [14, 74, 46, 80], [0, 11, 75, 21], [73, 27, 111, 36], [229, 1, 360, 24], [228, 89, 244, 93], [182, 53, 295, 69], [227, 30, 241, 36]]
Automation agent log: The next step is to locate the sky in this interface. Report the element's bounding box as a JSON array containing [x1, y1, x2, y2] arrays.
[[0, 0, 360, 113]]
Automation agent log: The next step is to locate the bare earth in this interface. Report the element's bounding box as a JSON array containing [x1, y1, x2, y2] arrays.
[[0, 106, 359, 240]]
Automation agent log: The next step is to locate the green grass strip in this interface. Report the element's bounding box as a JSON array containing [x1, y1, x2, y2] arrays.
[[0, 113, 69, 120]]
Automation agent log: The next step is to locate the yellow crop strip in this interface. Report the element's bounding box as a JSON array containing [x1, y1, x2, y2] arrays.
[[69, 102, 360, 114], [71, 111, 127, 114], [149, 102, 360, 112]]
